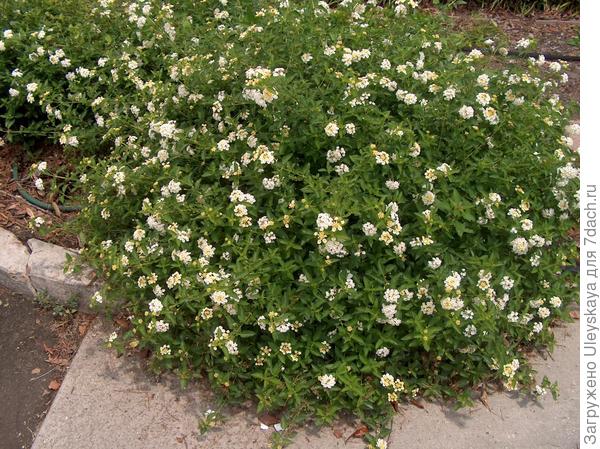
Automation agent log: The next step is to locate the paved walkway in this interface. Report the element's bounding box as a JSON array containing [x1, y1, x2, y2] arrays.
[[31, 319, 579, 449]]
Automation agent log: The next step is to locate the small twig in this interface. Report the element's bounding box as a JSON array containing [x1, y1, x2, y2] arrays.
[[30, 366, 57, 382], [27, 425, 36, 441], [534, 19, 580, 24]]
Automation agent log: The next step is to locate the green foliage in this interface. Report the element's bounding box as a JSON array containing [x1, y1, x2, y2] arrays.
[[567, 34, 580, 48], [33, 290, 78, 317], [0, 0, 579, 443]]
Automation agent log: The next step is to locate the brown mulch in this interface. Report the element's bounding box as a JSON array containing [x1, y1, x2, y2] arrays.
[[44, 310, 96, 370], [0, 143, 80, 249]]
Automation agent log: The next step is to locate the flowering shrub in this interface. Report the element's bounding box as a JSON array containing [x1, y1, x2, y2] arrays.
[[1, 0, 579, 443]]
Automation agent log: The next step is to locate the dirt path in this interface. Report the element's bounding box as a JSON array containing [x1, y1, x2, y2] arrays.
[[0, 286, 59, 449], [0, 285, 93, 449]]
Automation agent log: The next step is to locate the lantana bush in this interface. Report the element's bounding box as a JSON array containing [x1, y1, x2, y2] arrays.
[[1, 0, 579, 445]]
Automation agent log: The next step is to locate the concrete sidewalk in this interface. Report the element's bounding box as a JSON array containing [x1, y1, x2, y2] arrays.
[[32, 320, 579, 449]]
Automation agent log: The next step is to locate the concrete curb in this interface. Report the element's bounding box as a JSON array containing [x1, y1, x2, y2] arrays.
[[0, 227, 99, 311]]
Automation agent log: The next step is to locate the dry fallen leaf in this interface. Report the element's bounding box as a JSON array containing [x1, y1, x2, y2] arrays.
[[51, 201, 62, 217], [31, 367, 41, 375], [25, 207, 35, 219], [480, 387, 491, 412], [46, 356, 69, 367], [78, 322, 90, 336], [410, 398, 426, 409], [332, 428, 344, 439], [569, 310, 580, 320], [345, 424, 368, 443], [48, 379, 61, 391], [258, 412, 280, 426], [115, 317, 130, 329]]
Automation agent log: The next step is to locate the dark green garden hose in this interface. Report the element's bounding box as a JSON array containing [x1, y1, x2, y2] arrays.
[[11, 163, 82, 212]]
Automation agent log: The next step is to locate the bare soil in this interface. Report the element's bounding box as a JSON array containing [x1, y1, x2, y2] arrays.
[[0, 285, 94, 449]]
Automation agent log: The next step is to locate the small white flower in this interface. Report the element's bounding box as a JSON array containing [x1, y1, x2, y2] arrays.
[[444, 272, 462, 291], [421, 191, 435, 206], [380, 373, 395, 388], [324, 122, 339, 137], [376, 439, 388, 449], [386, 180, 399, 190], [376, 347, 390, 358], [443, 87, 456, 101], [459, 105, 474, 119], [374, 150, 390, 165], [549, 61, 562, 72], [316, 212, 333, 230], [225, 340, 239, 355], [326, 146, 345, 163], [501, 276, 514, 291], [159, 345, 171, 356], [133, 229, 146, 241], [217, 139, 230, 152], [362, 222, 377, 236], [211, 290, 229, 305], [318, 374, 336, 389], [324, 45, 336, 56], [384, 289, 400, 303], [538, 307, 550, 319], [483, 107, 499, 125], [476, 92, 491, 106], [508, 311, 519, 323], [511, 237, 529, 255], [464, 324, 477, 337], [421, 300, 435, 315], [107, 332, 118, 343], [516, 38, 531, 49], [92, 291, 103, 304], [428, 257, 442, 269], [521, 219, 533, 231], [149, 298, 163, 314], [264, 231, 277, 244], [155, 320, 169, 333], [476, 74, 489, 87], [403, 93, 418, 105]]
